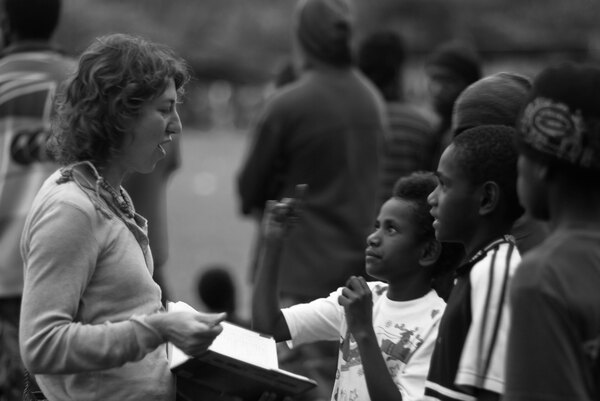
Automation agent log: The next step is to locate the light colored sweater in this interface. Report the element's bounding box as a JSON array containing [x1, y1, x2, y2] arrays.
[[19, 164, 175, 401]]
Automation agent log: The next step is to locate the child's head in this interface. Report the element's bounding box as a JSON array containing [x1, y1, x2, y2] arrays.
[[428, 125, 523, 248], [366, 171, 463, 286], [197, 265, 236, 315], [515, 63, 600, 222]]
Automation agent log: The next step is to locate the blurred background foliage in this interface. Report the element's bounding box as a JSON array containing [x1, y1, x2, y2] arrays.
[[55, 0, 600, 129]]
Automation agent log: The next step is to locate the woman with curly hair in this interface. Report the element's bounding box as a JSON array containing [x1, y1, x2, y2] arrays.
[[19, 33, 225, 400]]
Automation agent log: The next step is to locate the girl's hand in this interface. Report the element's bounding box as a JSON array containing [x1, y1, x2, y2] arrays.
[[261, 184, 307, 241], [338, 276, 374, 337]]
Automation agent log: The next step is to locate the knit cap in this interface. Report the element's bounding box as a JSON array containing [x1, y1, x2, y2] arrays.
[[453, 72, 532, 136], [426, 41, 481, 85], [517, 63, 600, 171], [294, 0, 352, 66]]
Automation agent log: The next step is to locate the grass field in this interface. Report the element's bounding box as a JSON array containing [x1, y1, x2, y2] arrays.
[[163, 128, 255, 319]]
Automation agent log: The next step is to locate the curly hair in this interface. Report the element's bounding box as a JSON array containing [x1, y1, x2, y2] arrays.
[[48, 33, 190, 166], [392, 171, 465, 282], [451, 125, 524, 222]]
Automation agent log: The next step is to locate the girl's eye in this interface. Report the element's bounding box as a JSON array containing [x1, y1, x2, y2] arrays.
[[385, 224, 398, 234]]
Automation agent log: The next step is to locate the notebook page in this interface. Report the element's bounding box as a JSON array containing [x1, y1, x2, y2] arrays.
[[210, 322, 278, 369], [166, 301, 278, 370]]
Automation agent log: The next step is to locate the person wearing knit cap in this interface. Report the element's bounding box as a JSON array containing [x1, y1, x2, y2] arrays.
[[451, 72, 549, 255], [294, 0, 352, 68], [452, 72, 531, 135], [505, 62, 600, 401], [238, 0, 386, 399], [357, 30, 438, 210], [425, 40, 482, 169]]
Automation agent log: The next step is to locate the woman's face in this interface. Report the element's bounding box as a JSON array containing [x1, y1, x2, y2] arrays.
[[120, 79, 181, 174]]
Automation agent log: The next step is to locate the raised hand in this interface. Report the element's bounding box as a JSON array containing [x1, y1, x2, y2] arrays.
[[338, 276, 374, 337], [261, 184, 307, 241]]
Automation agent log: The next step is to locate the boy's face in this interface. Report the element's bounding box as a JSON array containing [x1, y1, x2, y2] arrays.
[[517, 154, 549, 221], [426, 65, 469, 117], [428, 144, 481, 245], [365, 197, 426, 282]]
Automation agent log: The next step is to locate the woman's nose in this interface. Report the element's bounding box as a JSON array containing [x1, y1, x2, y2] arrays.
[[169, 111, 182, 135]]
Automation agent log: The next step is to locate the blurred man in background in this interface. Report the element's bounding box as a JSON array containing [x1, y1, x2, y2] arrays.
[[357, 30, 438, 209], [0, 0, 75, 399], [425, 40, 481, 168], [237, 0, 386, 398]]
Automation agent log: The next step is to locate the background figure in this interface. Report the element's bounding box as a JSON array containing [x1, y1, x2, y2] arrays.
[[237, 0, 385, 310], [237, 0, 386, 398], [425, 40, 481, 168], [124, 135, 181, 304], [506, 63, 600, 401], [451, 71, 549, 254], [196, 264, 248, 328], [273, 59, 298, 89], [0, 0, 75, 399], [357, 30, 438, 208]]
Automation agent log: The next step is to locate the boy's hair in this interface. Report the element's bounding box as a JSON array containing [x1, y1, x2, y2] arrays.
[[451, 125, 523, 222], [48, 33, 190, 166], [392, 172, 465, 279], [5, 0, 61, 40]]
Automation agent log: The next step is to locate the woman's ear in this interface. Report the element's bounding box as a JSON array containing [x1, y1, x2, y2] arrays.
[[479, 181, 500, 216], [420, 239, 442, 267]]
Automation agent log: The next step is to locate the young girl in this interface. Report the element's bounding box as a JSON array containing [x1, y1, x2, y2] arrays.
[[252, 172, 464, 401]]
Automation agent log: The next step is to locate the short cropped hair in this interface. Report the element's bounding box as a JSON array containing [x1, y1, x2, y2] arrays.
[[451, 125, 523, 221], [5, 0, 61, 40], [49, 34, 190, 166], [392, 171, 465, 278]]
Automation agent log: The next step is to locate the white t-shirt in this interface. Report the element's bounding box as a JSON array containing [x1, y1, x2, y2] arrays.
[[282, 282, 445, 401]]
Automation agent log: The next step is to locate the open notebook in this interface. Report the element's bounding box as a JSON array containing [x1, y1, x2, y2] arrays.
[[168, 301, 317, 399]]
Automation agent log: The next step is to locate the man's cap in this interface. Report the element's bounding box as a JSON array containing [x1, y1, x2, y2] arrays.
[[517, 63, 600, 171]]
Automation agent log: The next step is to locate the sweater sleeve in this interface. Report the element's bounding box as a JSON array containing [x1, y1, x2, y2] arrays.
[[19, 201, 164, 374]]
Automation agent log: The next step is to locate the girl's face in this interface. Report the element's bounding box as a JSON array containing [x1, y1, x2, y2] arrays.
[[120, 79, 181, 174], [428, 144, 480, 247], [365, 197, 425, 282]]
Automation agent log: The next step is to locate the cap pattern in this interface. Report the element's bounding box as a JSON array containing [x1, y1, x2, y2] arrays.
[[519, 97, 600, 170]]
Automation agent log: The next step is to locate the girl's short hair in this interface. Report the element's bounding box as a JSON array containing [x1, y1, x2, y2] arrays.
[[48, 33, 190, 166]]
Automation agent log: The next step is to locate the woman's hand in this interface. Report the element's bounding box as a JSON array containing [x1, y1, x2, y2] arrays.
[[338, 276, 374, 338], [148, 311, 226, 356]]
